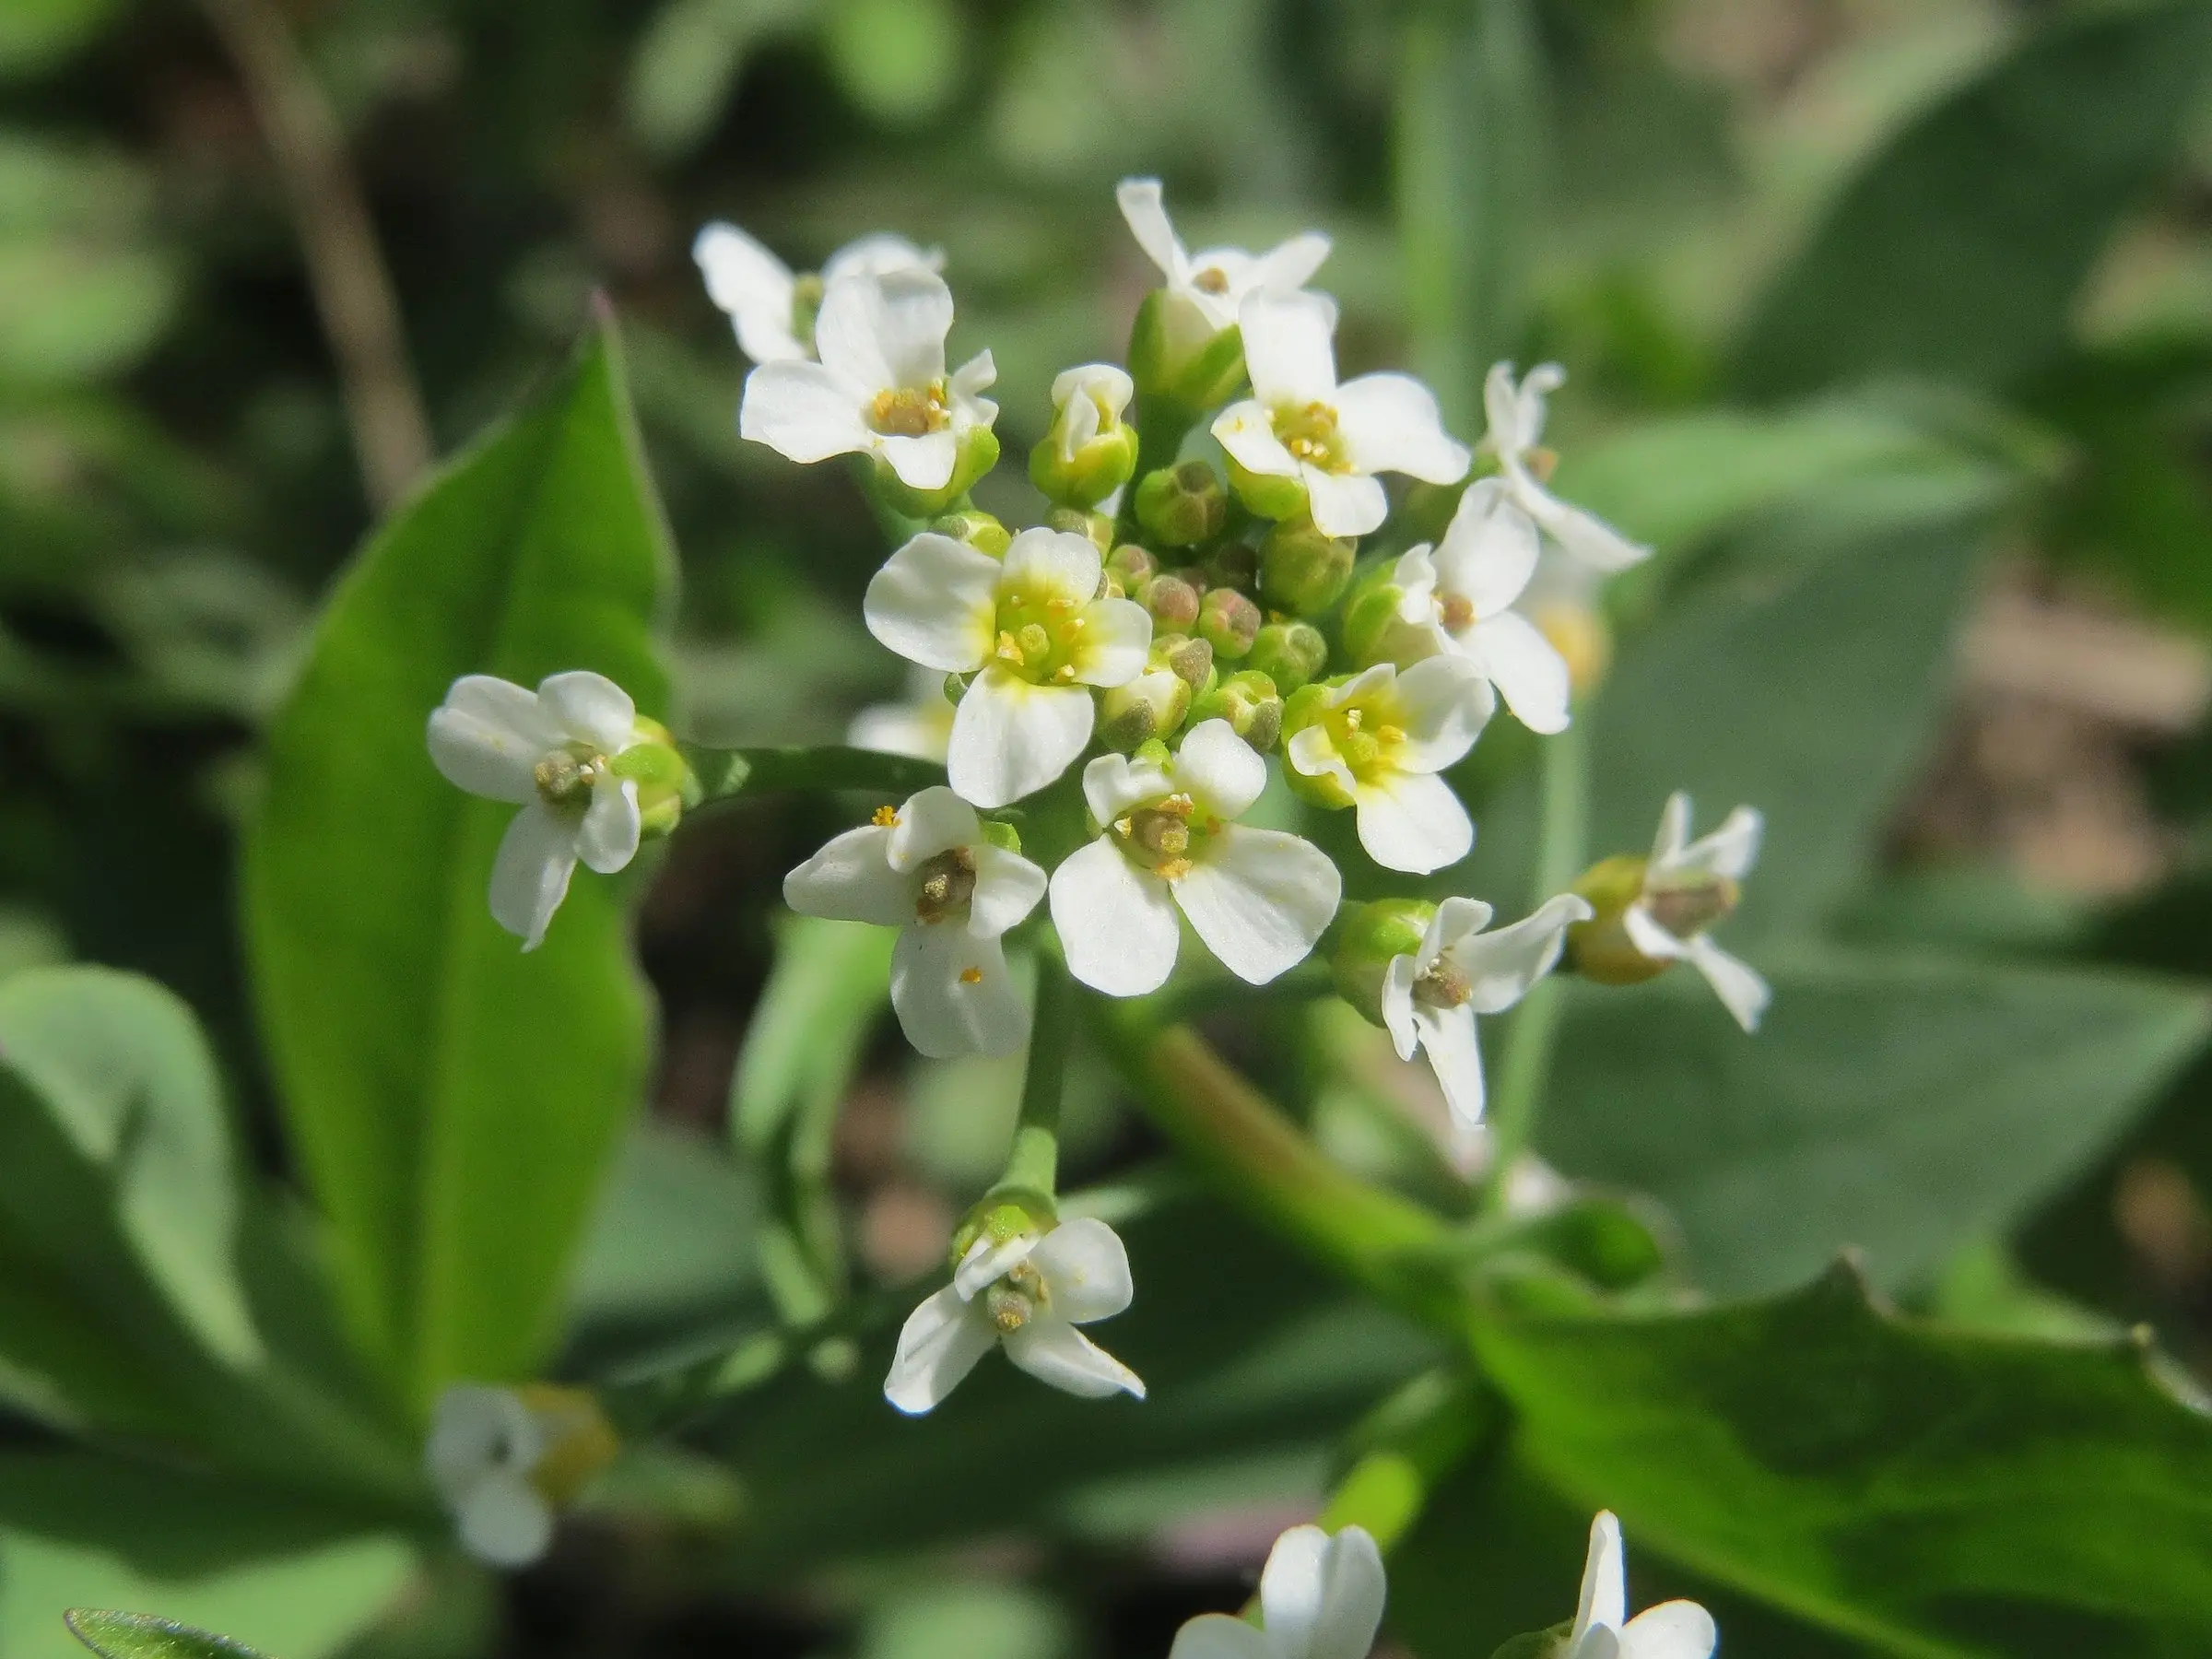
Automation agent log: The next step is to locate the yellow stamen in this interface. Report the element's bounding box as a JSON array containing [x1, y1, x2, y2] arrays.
[[960, 965, 984, 985], [872, 805, 900, 828]]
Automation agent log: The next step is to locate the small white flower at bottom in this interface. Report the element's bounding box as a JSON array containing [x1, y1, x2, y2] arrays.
[[1567, 1512, 1715, 1659], [1629, 793, 1769, 1033], [1167, 1522, 1386, 1659], [1482, 363, 1649, 576], [426, 671, 653, 950], [885, 1218, 1145, 1414], [424, 1383, 613, 1570], [1380, 893, 1594, 1134], [783, 786, 1047, 1059], [1052, 720, 1342, 997]]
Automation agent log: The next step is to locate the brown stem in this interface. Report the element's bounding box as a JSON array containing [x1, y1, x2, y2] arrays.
[[197, 0, 433, 513]]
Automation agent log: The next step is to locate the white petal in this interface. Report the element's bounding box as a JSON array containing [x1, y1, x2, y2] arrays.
[[954, 1231, 1039, 1299], [1619, 1603, 1717, 1659], [1168, 1615, 1274, 1659], [1259, 1524, 1387, 1659], [884, 1286, 996, 1415], [1115, 177, 1187, 282], [1649, 793, 1693, 868], [811, 267, 949, 391], [864, 533, 1000, 672], [878, 429, 959, 490], [783, 825, 912, 926], [1574, 1512, 1628, 1639], [1512, 467, 1649, 572], [891, 924, 1030, 1059], [1421, 894, 1496, 970], [1412, 1003, 1486, 1131], [820, 232, 941, 284], [848, 700, 952, 762], [425, 1385, 542, 1498], [1393, 545, 1441, 628], [1674, 806, 1763, 882], [428, 677, 556, 803], [692, 222, 803, 364], [488, 805, 580, 950], [1073, 597, 1154, 688], [967, 842, 1049, 938], [947, 670, 1095, 809], [886, 784, 981, 869], [1334, 371, 1470, 484], [1302, 467, 1389, 538], [1172, 718, 1268, 819], [1083, 750, 1176, 826], [1050, 836, 1181, 996], [1685, 934, 1771, 1033], [1002, 1315, 1146, 1399], [1449, 892, 1593, 1014], [1482, 362, 1529, 456], [739, 360, 870, 463], [1285, 723, 1357, 801], [1030, 1217, 1134, 1323], [1435, 479, 1539, 617], [1175, 826, 1339, 984], [1252, 229, 1332, 294], [1354, 773, 1472, 875], [1381, 954, 1420, 1061], [1622, 902, 1691, 964], [577, 779, 641, 874], [1239, 290, 1338, 405], [949, 347, 998, 398], [1390, 654, 1495, 771], [1214, 401, 1302, 480], [1000, 525, 1105, 605], [537, 670, 638, 754], [453, 1470, 554, 1568], [1468, 612, 1571, 735]]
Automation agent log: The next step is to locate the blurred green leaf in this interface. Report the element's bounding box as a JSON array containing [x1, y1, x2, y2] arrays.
[[244, 319, 673, 1411], [626, 0, 815, 159], [822, 0, 964, 126], [1541, 955, 2209, 1298], [1733, 0, 2212, 397], [1471, 1260, 2212, 1655], [0, 0, 123, 81], [66, 1611, 267, 1659]]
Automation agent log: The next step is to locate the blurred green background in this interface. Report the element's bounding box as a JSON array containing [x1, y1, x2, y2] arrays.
[[10, 0, 2212, 1656]]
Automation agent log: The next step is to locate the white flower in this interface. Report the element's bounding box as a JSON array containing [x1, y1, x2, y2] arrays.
[[693, 223, 941, 365], [1566, 1512, 1715, 1659], [849, 665, 956, 762], [1381, 894, 1593, 1132], [1285, 658, 1492, 874], [426, 671, 653, 950], [1483, 363, 1649, 575], [1047, 362, 1135, 463], [784, 786, 1047, 1059], [1116, 176, 1332, 341], [885, 1218, 1145, 1413], [1627, 793, 1769, 1033], [1214, 291, 1470, 538], [863, 525, 1151, 807], [1391, 479, 1571, 735], [1167, 1523, 1385, 1659], [427, 1385, 552, 1568], [1051, 720, 1342, 997], [739, 267, 996, 492]]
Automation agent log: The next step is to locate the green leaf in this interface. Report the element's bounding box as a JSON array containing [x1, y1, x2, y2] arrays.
[[1732, 1, 2212, 397], [66, 1612, 269, 1659], [1470, 1261, 2212, 1655], [0, 0, 123, 80], [243, 319, 674, 1410], [1540, 956, 2210, 1297]]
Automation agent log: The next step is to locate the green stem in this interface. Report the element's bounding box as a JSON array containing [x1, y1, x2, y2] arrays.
[[1482, 718, 1590, 1209], [994, 952, 1076, 1201], [1315, 1369, 1496, 1550]]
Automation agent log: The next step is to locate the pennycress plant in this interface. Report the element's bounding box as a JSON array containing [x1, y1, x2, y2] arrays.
[[415, 182, 1771, 1648]]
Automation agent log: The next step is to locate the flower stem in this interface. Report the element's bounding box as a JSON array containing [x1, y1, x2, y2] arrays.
[[1316, 1369, 1496, 1550], [994, 951, 1076, 1202], [1482, 717, 1590, 1210]]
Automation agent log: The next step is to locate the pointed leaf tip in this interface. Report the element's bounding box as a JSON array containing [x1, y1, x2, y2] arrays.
[[67, 1611, 276, 1659]]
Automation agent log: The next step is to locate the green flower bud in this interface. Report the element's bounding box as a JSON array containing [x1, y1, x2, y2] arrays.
[[1104, 543, 1158, 598], [1248, 619, 1328, 693], [610, 723, 695, 839], [1046, 507, 1115, 557], [1190, 668, 1282, 751], [1135, 460, 1228, 548], [1202, 539, 1260, 594], [1128, 289, 1248, 409], [1260, 518, 1355, 616], [948, 1193, 1057, 1274], [981, 819, 1023, 854], [1030, 364, 1139, 509], [1565, 854, 1663, 986], [1140, 571, 1203, 632], [1340, 559, 1413, 666], [1197, 586, 1261, 660], [1225, 455, 1308, 523], [1332, 898, 1438, 1027], [1155, 630, 1215, 691], [872, 427, 1000, 518], [1098, 661, 1194, 752], [1487, 1622, 1574, 1659], [930, 510, 1012, 558]]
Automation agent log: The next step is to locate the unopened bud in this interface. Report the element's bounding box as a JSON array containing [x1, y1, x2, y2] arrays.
[[1225, 455, 1309, 524], [1104, 543, 1158, 598], [1191, 669, 1282, 751], [610, 732, 694, 839], [1197, 587, 1261, 660], [1260, 518, 1354, 616], [1339, 562, 1412, 667], [1331, 899, 1436, 1028], [1030, 364, 1138, 509], [1140, 572, 1203, 631], [872, 427, 999, 518], [1046, 507, 1114, 556], [1135, 460, 1228, 548], [1248, 619, 1328, 693], [1156, 630, 1215, 691], [930, 510, 1012, 558], [1128, 288, 1248, 409], [1099, 662, 1193, 752]]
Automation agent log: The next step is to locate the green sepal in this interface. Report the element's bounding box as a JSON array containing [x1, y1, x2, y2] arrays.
[[1332, 898, 1437, 1026]]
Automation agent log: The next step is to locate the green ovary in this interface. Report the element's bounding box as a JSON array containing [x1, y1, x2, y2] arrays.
[[991, 584, 1095, 686]]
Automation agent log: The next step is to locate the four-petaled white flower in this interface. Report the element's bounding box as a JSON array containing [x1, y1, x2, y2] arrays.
[[1116, 176, 1332, 342], [427, 1384, 554, 1568], [864, 525, 1152, 807], [427, 671, 653, 950], [1168, 1522, 1385, 1659], [784, 785, 1047, 1059], [1566, 1511, 1716, 1659], [1286, 658, 1492, 875], [740, 267, 996, 492], [694, 223, 941, 365], [885, 1218, 1145, 1414], [1483, 363, 1649, 575], [1382, 893, 1593, 1132], [1629, 793, 1769, 1033], [1215, 291, 1470, 538], [1392, 479, 1572, 735], [1051, 720, 1342, 997], [849, 665, 956, 762]]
